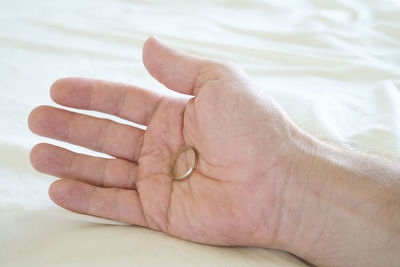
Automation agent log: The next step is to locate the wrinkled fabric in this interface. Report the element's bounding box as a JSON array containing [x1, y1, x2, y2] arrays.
[[0, 0, 399, 266]]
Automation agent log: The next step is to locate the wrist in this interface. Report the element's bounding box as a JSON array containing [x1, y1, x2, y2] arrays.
[[274, 132, 400, 266], [269, 130, 326, 251]]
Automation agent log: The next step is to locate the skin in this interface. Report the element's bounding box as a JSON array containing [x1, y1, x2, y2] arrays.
[[28, 37, 400, 266]]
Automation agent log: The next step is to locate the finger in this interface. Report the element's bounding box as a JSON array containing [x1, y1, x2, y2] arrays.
[[142, 36, 227, 96], [50, 77, 164, 125], [30, 143, 137, 189], [49, 179, 148, 227], [28, 106, 144, 162]]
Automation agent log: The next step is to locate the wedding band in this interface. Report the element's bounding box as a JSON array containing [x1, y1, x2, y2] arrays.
[[169, 145, 198, 180]]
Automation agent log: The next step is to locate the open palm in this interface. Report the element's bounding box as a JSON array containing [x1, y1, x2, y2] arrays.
[[29, 37, 298, 248]]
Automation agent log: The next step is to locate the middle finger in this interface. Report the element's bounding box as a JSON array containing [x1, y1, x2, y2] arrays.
[[28, 105, 144, 162]]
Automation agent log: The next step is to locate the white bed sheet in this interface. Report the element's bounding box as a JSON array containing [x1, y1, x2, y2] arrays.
[[1, 0, 399, 266]]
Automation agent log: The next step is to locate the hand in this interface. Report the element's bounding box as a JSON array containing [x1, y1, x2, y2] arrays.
[[28, 37, 400, 266], [28, 37, 301, 247]]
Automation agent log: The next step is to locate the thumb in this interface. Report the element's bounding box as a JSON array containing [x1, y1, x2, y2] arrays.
[[142, 36, 219, 96]]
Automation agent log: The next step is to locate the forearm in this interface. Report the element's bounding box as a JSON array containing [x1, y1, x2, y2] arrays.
[[277, 133, 400, 266]]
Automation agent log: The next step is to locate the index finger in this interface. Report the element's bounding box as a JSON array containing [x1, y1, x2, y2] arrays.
[[50, 77, 164, 125]]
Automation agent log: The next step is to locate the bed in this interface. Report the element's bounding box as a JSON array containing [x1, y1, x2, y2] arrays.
[[1, 0, 399, 266]]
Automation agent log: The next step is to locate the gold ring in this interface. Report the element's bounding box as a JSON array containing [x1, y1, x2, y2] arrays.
[[169, 145, 198, 180]]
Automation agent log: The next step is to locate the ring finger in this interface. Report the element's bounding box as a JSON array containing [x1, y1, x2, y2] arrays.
[[30, 143, 138, 189]]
